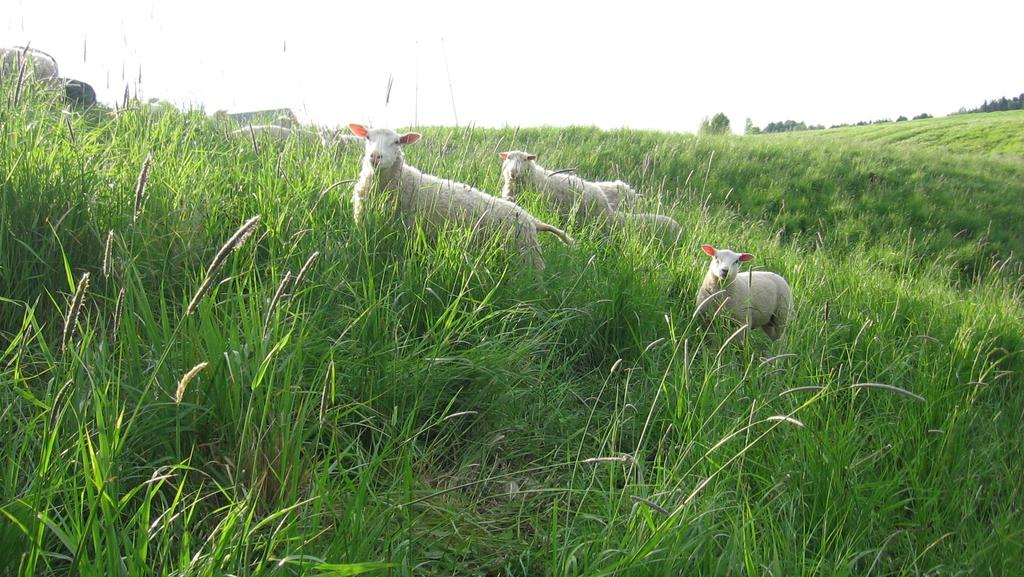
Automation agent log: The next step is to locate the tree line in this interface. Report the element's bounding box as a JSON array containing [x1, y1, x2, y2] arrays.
[[955, 94, 1024, 114], [703, 91, 1022, 135]]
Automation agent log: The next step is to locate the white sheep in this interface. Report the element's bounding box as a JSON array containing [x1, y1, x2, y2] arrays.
[[616, 211, 683, 243], [499, 150, 679, 241], [594, 180, 640, 212], [696, 244, 792, 341], [228, 125, 295, 142], [499, 151, 615, 224], [350, 125, 572, 270], [0, 46, 59, 82], [319, 128, 364, 148]]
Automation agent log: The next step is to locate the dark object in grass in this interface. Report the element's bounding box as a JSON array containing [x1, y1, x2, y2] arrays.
[[62, 78, 96, 107]]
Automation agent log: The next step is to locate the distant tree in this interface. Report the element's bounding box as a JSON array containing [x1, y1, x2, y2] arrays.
[[700, 113, 731, 135], [763, 120, 808, 133], [912, 113, 932, 120], [896, 115, 908, 122], [744, 117, 761, 135]]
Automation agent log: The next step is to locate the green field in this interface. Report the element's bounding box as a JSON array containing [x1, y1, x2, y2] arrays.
[[1, 83, 1022, 576]]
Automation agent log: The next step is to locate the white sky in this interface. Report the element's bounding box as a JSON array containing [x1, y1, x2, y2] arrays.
[[4, 0, 1022, 133]]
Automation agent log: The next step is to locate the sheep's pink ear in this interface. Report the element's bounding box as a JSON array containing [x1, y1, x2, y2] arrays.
[[499, 152, 509, 160], [701, 244, 716, 256], [739, 253, 754, 262], [399, 132, 421, 145], [349, 123, 368, 137], [527, 154, 536, 161]]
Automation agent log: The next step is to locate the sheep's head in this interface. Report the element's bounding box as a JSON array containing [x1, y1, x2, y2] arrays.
[[702, 244, 753, 285], [499, 150, 537, 183], [349, 124, 421, 170]]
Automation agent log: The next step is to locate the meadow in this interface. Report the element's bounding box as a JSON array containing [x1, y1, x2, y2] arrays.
[[1, 82, 1022, 576]]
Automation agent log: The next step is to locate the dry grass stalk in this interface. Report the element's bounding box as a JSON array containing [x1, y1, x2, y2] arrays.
[[247, 124, 259, 156], [61, 272, 91, 352], [852, 382, 926, 402], [765, 415, 805, 428], [133, 153, 153, 223], [262, 270, 293, 337], [582, 455, 632, 465], [175, 361, 209, 404], [547, 167, 578, 178], [292, 251, 320, 292], [12, 47, 28, 107], [185, 215, 261, 316], [102, 230, 114, 278], [630, 495, 669, 515], [64, 115, 76, 146], [112, 287, 125, 338]]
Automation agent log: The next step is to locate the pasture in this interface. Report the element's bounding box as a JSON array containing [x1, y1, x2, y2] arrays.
[[1, 84, 1022, 576]]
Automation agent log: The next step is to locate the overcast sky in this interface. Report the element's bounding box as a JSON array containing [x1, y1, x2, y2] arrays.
[[4, 0, 1021, 133]]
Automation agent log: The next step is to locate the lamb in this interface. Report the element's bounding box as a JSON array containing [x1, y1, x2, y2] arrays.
[[0, 46, 59, 81], [350, 125, 572, 270], [696, 244, 792, 341], [616, 211, 683, 243], [499, 151, 615, 224], [499, 150, 680, 241], [319, 128, 364, 148], [594, 180, 640, 212], [228, 124, 295, 142]]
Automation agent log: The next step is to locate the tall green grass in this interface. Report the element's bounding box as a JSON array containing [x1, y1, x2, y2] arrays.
[[1, 80, 1021, 576]]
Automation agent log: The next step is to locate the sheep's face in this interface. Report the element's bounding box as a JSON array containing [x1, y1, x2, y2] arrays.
[[349, 124, 421, 170], [702, 245, 753, 285], [499, 151, 537, 183]]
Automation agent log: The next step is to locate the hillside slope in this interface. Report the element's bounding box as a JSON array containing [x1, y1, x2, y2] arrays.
[[472, 115, 1024, 282]]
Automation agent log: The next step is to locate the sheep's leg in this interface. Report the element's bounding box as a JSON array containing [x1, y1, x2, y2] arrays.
[[517, 227, 546, 270], [524, 241, 545, 270]]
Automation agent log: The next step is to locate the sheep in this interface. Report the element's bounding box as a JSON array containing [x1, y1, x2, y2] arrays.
[[616, 211, 683, 243], [594, 180, 640, 212], [696, 244, 792, 341], [228, 124, 295, 142], [61, 78, 96, 107], [499, 151, 615, 224], [319, 128, 364, 148], [0, 46, 59, 81], [350, 125, 572, 270], [499, 150, 679, 241]]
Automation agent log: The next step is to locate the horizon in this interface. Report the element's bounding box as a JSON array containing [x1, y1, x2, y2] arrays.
[[4, 0, 1022, 133]]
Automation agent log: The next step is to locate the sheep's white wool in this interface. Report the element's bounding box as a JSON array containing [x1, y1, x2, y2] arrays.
[[613, 211, 682, 243], [351, 127, 572, 270], [228, 125, 295, 142], [594, 180, 640, 212], [696, 245, 792, 341], [318, 129, 364, 149], [500, 151, 614, 224], [0, 46, 58, 81]]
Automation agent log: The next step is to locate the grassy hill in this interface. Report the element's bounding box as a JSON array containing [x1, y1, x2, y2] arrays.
[[1, 83, 1022, 576], [815, 110, 1024, 157], [477, 114, 1024, 284]]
